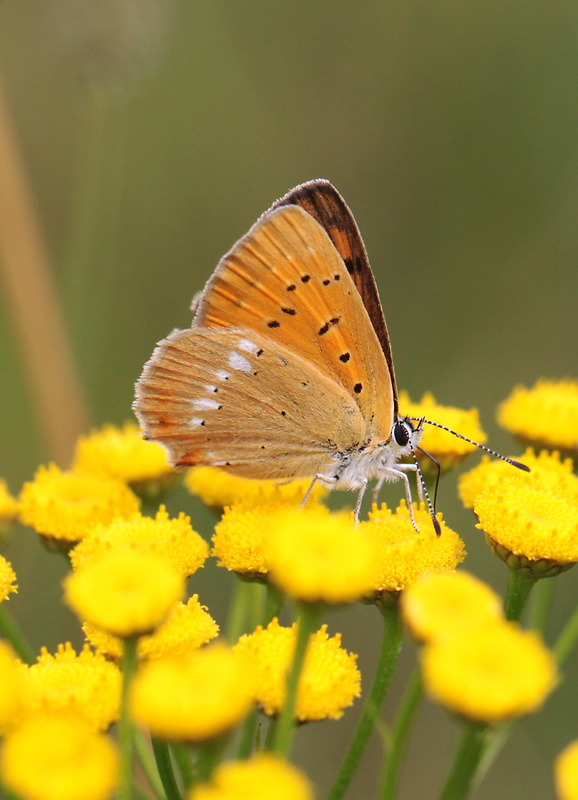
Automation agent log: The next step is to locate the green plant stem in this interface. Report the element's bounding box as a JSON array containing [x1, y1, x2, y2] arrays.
[[527, 577, 554, 631], [270, 603, 323, 757], [171, 743, 193, 792], [503, 569, 538, 621], [195, 735, 229, 783], [119, 636, 139, 800], [554, 601, 578, 665], [226, 580, 263, 643], [379, 667, 424, 800], [263, 583, 284, 626], [134, 732, 167, 800], [150, 738, 180, 800], [326, 602, 404, 800], [0, 604, 34, 664], [439, 721, 487, 800], [237, 707, 260, 759]]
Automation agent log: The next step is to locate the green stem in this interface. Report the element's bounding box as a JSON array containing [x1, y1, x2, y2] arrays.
[[326, 601, 404, 800], [527, 577, 554, 631], [439, 721, 487, 800], [270, 604, 322, 757], [0, 604, 34, 664], [194, 735, 229, 783], [379, 668, 424, 800], [134, 732, 167, 799], [503, 569, 538, 622], [554, 601, 578, 665], [119, 636, 139, 800], [237, 707, 260, 759], [263, 583, 284, 626], [226, 580, 263, 643], [170, 743, 193, 792], [150, 738, 181, 800]]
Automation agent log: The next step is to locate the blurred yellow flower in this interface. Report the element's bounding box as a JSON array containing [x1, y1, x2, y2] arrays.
[[556, 740, 578, 800], [401, 570, 503, 644], [0, 641, 23, 735], [474, 482, 578, 573], [70, 505, 208, 577], [459, 448, 578, 509], [497, 379, 578, 453], [399, 391, 486, 472], [0, 478, 19, 525], [0, 714, 119, 800], [130, 642, 255, 741], [18, 643, 121, 733], [83, 594, 219, 661], [73, 421, 175, 500], [64, 550, 184, 637], [422, 620, 557, 723], [235, 619, 360, 721], [19, 464, 140, 547], [0, 555, 17, 602], [186, 465, 325, 512], [360, 502, 466, 599], [188, 753, 314, 800], [265, 506, 380, 604]]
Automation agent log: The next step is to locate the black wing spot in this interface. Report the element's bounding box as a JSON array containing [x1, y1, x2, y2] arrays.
[[281, 410, 286, 417], [339, 352, 351, 363], [256, 348, 264, 357], [268, 320, 280, 328], [334, 274, 341, 281], [286, 284, 297, 292], [281, 307, 296, 315], [301, 274, 311, 283], [353, 383, 363, 394], [322, 279, 331, 286]]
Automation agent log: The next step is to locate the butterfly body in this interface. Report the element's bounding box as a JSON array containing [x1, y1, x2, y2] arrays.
[[134, 181, 422, 514]]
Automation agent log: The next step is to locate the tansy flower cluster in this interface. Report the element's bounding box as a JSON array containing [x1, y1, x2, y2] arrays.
[[1, 385, 577, 800]]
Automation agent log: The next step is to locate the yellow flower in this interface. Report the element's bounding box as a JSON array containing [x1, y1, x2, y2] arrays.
[[0, 555, 17, 602], [17, 643, 121, 733], [0, 714, 119, 800], [399, 391, 487, 472], [186, 465, 326, 512], [497, 379, 578, 454], [474, 482, 578, 575], [421, 620, 557, 723], [64, 550, 184, 637], [359, 502, 466, 600], [188, 753, 314, 800], [70, 506, 208, 577], [0, 641, 23, 734], [73, 421, 175, 500], [265, 506, 380, 604], [83, 595, 219, 661], [555, 740, 578, 800], [459, 448, 578, 509], [19, 464, 140, 547], [235, 618, 360, 721], [130, 642, 255, 741], [401, 570, 503, 644]]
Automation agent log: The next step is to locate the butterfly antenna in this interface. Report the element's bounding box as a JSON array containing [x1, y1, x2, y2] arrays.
[[408, 441, 442, 537], [407, 417, 531, 472]]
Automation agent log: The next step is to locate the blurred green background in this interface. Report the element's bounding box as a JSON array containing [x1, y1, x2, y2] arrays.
[[1, 2, 577, 798]]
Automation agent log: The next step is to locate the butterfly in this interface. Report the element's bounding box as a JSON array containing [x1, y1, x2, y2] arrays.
[[134, 180, 527, 529]]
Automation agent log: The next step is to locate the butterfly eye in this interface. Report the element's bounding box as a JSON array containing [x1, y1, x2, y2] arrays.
[[393, 419, 413, 447]]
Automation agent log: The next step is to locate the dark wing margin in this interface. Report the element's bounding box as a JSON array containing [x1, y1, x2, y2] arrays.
[[269, 179, 398, 409]]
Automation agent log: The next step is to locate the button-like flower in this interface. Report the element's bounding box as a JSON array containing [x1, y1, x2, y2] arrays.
[[555, 740, 578, 800], [235, 618, 360, 721], [0, 555, 17, 603], [0, 642, 23, 734], [497, 379, 578, 454]]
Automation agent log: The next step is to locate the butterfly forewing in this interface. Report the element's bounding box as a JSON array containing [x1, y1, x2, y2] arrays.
[[134, 327, 366, 478], [193, 205, 394, 442]]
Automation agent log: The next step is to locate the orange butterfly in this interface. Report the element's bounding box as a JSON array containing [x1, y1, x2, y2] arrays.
[[134, 180, 527, 526]]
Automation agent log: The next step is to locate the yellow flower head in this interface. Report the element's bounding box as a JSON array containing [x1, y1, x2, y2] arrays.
[[0, 555, 17, 603], [0, 714, 119, 800], [474, 481, 578, 574], [497, 379, 578, 454], [459, 448, 578, 510], [265, 506, 380, 604], [401, 570, 503, 644], [422, 620, 557, 724], [0, 641, 23, 734], [188, 753, 314, 800], [235, 618, 360, 722], [186, 466, 326, 512], [555, 740, 578, 800], [130, 642, 255, 742], [17, 643, 121, 733], [0, 478, 19, 527], [73, 421, 175, 500], [359, 502, 466, 600], [70, 505, 208, 578], [83, 595, 219, 661], [64, 550, 184, 637], [19, 464, 140, 547], [399, 391, 487, 472]]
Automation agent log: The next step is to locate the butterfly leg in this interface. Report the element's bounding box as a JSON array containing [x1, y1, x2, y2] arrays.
[[372, 464, 421, 506], [300, 474, 337, 510], [374, 467, 421, 533], [353, 478, 369, 524]]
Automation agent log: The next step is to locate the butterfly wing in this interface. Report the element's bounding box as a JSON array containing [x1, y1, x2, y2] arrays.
[[193, 204, 394, 442], [270, 179, 399, 411], [134, 327, 366, 478]]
